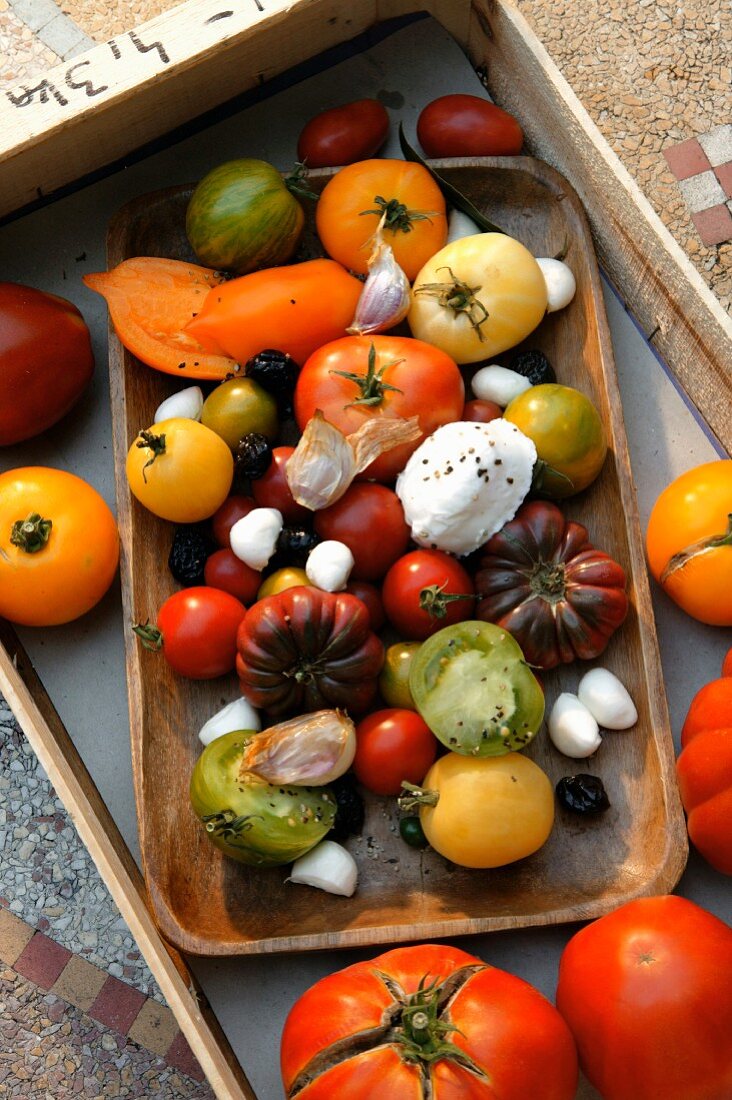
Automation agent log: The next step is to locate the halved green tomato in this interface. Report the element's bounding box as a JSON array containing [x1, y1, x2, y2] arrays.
[[408, 621, 544, 756]]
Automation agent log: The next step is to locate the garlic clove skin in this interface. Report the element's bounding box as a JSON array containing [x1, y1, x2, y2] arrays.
[[288, 840, 358, 896], [447, 209, 482, 243], [471, 365, 532, 407], [306, 540, 354, 592], [230, 507, 283, 571], [536, 258, 576, 313], [577, 668, 638, 730], [198, 698, 262, 746], [347, 239, 411, 336], [549, 693, 602, 758], [153, 386, 204, 424]]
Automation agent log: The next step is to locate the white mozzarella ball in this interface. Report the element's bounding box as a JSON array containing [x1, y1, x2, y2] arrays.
[[577, 668, 638, 730], [471, 365, 532, 407], [549, 693, 602, 758]]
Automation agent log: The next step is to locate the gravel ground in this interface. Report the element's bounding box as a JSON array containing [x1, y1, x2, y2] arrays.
[[0, 968, 214, 1098], [0, 699, 160, 1002]]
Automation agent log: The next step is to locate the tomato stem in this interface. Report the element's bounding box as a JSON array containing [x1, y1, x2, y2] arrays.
[[661, 514, 732, 583], [413, 266, 489, 338], [419, 583, 475, 620], [135, 429, 167, 483], [202, 810, 261, 842], [284, 161, 320, 202], [132, 620, 163, 651], [330, 341, 404, 407], [530, 459, 574, 496], [359, 195, 439, 234], [9, 513, 52, 554], [398, 781, 439, 813]]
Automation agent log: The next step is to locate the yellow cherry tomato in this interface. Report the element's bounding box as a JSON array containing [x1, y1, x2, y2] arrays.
[[410, 751, 554, 868], [126, 418, 233, 522], [408, 233, 547, 364], [257, 568, 309, 599], [379, 641, 422, 709]]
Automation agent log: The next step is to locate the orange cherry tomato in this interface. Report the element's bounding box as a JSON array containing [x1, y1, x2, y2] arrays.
[[315, 159, 447, 280], [186, 258, 362, 368], [646, 460, 732, 625], [0, 467, 119, 626]]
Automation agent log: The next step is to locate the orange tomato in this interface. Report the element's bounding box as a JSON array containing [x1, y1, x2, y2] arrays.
[[0, 467, 119, 626], [645, 459, 732, 625], [186, 258, 362, 368], [677, 727, 732, 874], [315, 159, 447, 280], [680, 676, 732, 748]]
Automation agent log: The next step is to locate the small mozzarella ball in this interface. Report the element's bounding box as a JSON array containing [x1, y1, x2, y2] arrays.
[[230, 507, 283, 571], [198, 698, 262, 746], [577, 668, 638, 730], [153, 386, 203, 424], [471, 365, 532, 407], [289, 840, 358, 896], [447, 208, 482, 243], [306, 540, 354, 593], [549, 693, 602, 758], [536, 258, 576, 313]]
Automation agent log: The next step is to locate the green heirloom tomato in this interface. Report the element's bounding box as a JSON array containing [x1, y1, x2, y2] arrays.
[[409, 621, 544, 756], [190, 730, 336, 866], [201, 377, 279, 450]]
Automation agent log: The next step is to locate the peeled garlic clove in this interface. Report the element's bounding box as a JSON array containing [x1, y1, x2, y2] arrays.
[[447, 208, 482, 243], [306, 540, 354, 592], [286, 412, 357, 510], [549, 693, 602, 758], [577, 668, 638, 730], [347, 236, 411, 336], [153, 386, 203, 424], [288, 840, 358, 897], [471, 365, 532, 407], [241, 709, 356, 785], [230, 507, 283, 571], [199, 698, 261, 746], [536, 258, 576, 312]]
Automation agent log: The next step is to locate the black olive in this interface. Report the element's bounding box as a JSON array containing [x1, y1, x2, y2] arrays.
[[399, 816, 429, 849], [235, 433, 272, 481], [270, 525, 320, 569], [508, 349, 556, 386], [245, 349, 300, 415], [168, 525, 215, 586], [329, 774, 365, 841], [556, 774, 610, 815]]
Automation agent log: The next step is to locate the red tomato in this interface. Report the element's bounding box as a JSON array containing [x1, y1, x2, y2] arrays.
[[353, 709, 437, 795], [462, 398, 502, 423], [211, 495, 257, 547], [294, 335, 464, 482], [677, 727, 732, 874], [204, 549, 261, 605], [0, 283, 94, 445], [345, 580, 385, 632], [382, 549, 475, 640], [417, 94, 523, 157], [142, 587, 246, 679], [556, 895, 732, 1100], [252, 447, 310, 524], [281, 943, 578, 1100], [297, 99, 389, 167], [723, 647, 732, 676], [314, 484, 410, 581]]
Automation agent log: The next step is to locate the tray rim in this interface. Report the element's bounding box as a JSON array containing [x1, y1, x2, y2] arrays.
[[106, 155, 689, 956]]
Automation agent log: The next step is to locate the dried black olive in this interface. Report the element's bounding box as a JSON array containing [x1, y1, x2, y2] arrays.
[[168, 525, 215, 586], [329, 774, 365, 841], [245, 349, 300, 415], [270, 525, 320, 569], [509, 349, 556, 386], [235, 432, 272, 481], [556, 774, 610, 815]]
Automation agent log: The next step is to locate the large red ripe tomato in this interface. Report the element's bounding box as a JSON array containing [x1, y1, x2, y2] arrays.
[[314, 483, 409, 581], [556, 895, 732, 1100], [281, 943, 578, 1100], [417, 94, 523, 157], [293, 335, 464, 483], [382, 549, 475, 640], [0, 282, 94, 445]]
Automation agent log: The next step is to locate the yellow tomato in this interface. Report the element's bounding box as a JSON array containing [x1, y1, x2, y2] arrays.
[[379, 641, 422, 710], [126, 418, 233, 522], [413, 751, 554, 868], [408, 233, 547, 363], [257, 568, 309, 599], [200, 378, 278, 450]]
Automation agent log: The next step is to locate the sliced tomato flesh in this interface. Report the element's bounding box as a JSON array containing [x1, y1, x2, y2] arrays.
[[84, 257, 239, 380]]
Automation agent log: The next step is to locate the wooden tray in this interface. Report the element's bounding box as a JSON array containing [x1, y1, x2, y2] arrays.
[[107, 158, 687, 956]]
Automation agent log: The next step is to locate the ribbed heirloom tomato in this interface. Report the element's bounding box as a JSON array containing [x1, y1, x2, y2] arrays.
[[281, 943, 578, 1100]]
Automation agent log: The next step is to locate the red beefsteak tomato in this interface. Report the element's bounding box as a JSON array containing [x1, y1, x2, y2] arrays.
[[556, 895, 732, 1100], [293, 335, 464, 482], [281, 943, 578, 1100], [236, 586, 383, 716]]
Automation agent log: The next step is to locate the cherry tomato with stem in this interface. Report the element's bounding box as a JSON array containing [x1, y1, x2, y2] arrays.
[[134, 587, 246, 679], [382, 549, 475, 640], [353, 708, 437, 796]]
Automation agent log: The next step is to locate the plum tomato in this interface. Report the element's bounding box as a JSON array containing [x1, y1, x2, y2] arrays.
[[378, 641, 422, 710], [353, 709, 437, 796], [314, 484, 410, 581], [345, 580, 385, 632], [204, 548, 261, 604], [211, 495, 257, 547], [297, 99, 389, 168], [0, 283, 94, 446], [252, 446, 310, 524], [417, 94, 523, 157], [462, 398, 503, 424], [137, 586, 246, 679], [382, 549, 475, 641]]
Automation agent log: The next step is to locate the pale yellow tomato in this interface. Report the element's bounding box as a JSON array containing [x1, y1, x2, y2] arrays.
[[408, 233, 547, 363], [257, 568, 309, 599], [126, 418, 233, 522]]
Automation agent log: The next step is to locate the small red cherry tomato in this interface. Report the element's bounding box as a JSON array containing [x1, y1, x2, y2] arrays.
[[212, 495, 257, 547], [139, 587, 246, 679], [382, 549, 475, 640], [204, 549, 261, 605], [314, 483, 410, 581], [297, 99, 389, 168], [252, 446, 310, 524], [463, 398, 503, 424], [345, 580, 385, 632], [417, 94, 523, 157], [353, 709, 437, 796]]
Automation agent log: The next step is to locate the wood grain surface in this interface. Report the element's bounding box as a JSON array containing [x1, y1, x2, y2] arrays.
[[106, 159, 688, 956]]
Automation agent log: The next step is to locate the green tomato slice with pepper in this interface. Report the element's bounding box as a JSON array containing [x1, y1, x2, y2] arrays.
[[409, 621, 544, 756], [190, 730, 336, 866]]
